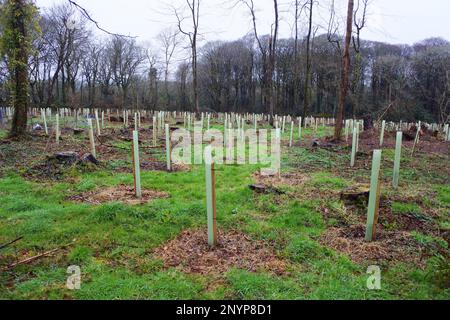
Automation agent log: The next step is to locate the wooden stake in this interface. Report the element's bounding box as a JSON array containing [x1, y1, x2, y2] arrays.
[[205, 146, 218, 247], [132, 130, 142, 199], [393, 131, 402, 189], [365, 149, 382, 242], [411, 121, 421, 156]]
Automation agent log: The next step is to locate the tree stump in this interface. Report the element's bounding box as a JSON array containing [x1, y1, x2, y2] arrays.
[[249, 184, 285, 195], [73, 128, 84, 135], [340, 185, 370, 208], [80, 153, 99, 165], [53, 152, 79, 165]]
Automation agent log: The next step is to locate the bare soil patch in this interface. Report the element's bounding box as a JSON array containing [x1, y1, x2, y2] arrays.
[[69, 184, 169, 205], [153, 229, 287, 275]]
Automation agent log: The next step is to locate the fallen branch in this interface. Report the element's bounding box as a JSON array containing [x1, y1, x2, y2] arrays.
[[3, 243, 72, 270], [0, 236, 23, 250], [4, 248, 60, 270], [376, 102, 394, 123]]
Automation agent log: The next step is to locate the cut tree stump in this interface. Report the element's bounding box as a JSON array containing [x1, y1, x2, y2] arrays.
[[340, 185, 370, 206], [73, 128, 85, 135], [49, 152, 99, 167], [53, 152, 79, 164], [249, 184, 285, 195], [80, 153, 99, 165]]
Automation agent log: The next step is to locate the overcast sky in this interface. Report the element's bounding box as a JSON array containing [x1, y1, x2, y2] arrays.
[[35, 0, 450, 48]]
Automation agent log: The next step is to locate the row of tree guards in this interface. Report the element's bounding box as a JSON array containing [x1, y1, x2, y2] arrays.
[[1, 106, 449, 142], [1, 107, 449, 246]]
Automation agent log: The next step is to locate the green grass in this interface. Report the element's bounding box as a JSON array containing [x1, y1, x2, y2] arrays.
[[0, 124, 448, 300], [437, 185, 450, 205], [392, 202, 422, 215]]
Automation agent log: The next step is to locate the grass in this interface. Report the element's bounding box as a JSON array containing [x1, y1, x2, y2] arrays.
[[0, 122, 449, 300], [392, 202, 423, 216]]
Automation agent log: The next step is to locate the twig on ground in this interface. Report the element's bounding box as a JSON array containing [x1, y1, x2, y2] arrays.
[[0, 236, 23, 250]]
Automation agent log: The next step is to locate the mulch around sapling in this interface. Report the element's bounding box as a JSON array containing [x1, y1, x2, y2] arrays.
[[320, 225, 430, 266], [252, 171, 309, 188], [69, 184, 169, 205], [153, 229, 287, 275]]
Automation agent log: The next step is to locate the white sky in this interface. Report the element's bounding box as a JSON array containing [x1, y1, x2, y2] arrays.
[[35, 0, 450, 70], [35, 0, 450, 43]]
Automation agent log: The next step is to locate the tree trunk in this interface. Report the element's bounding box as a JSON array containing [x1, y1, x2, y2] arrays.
[[334, 0, 354, 140], [192, 45, 200, 114], [9, 0, 30, 138], [302, 0, 313, 125]]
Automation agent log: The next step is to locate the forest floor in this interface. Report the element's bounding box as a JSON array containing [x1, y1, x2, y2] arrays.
[[0, 117, 449, 300]]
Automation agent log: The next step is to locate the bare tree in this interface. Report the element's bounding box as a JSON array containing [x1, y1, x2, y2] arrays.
[[238, 0, 278, 119], [158, 27, 180, 108], [144, 45, 159, 109], [268, 0, 279, 118], [351, 0, 369, 118], [302, 0, 313, 125], [108, 36, 144, 109], [174, 0, 200, 114], [81, 42, 101, 107], [327, 0, 341, 54], [292, 0, 305, 119], [334, 0, 354, 140], [43, 4, 88, 106]]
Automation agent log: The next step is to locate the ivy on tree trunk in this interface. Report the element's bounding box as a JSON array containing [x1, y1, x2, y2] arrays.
[[1, 0, 37, 138]]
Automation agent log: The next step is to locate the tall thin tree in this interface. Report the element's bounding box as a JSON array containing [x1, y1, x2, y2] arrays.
[[302, 0, 313, 126], [174, 0, 200, 114], [334, 0, 354, 140]]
